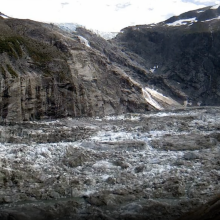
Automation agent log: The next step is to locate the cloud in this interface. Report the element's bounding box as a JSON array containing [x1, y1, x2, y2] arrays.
[[193, 0, 220, 4], [61, 2, 69, 7], [0, 0, 218, 32], [115, 2, 131, 11]]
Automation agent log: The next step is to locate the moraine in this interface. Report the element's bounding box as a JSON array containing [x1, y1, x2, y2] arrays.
[[0, 107, 220, 219]]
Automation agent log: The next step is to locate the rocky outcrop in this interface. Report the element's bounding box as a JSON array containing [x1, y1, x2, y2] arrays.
[[112, 5, 220, 106], [0, 18, 153, 123], [1, 6, 220, 220], [1, 5, 220, 122]]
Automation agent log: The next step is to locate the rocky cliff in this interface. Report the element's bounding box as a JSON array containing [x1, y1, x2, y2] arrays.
[[0, 16, 155, 123], [1, 5, 220, 121], [1, 5, 220, 220], [112, 5, 220, 106]]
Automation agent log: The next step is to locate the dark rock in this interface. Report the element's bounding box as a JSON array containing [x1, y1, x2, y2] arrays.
[[111, 6, 220, 106], [184, 152, 200, 160], [106, 177, 116, 185], [134, 165, 145, 173], [177, 194, 220, 220], [112, 160, 130, 169]]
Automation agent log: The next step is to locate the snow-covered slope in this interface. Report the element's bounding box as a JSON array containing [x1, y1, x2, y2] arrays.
[[164, 4, 220, 25]]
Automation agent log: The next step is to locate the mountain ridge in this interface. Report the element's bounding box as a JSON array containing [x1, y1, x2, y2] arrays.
[[1, 5, 220, 123], [111, 4, 220, 106], [0, 15, 155, 123], [0, 6, 220, 220]]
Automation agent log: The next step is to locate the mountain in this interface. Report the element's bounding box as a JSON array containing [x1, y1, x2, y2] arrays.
[[111, 5, 220, 106], [1, 5, 220, 123], [1, 6, 220, 220], [0, 15, 157, 123]]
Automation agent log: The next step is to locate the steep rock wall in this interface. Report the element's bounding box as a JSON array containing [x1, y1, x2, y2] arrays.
[[0, 18, 151, 123], [112, 6, 220, 106]]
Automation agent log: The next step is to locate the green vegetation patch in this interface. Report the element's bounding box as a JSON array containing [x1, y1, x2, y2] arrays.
[[24, 39, 52, 63], [0, 34, 70, 81], [0, 37, 23, 58], [6, 64, 18, 78], [0, 65, 6, 79]]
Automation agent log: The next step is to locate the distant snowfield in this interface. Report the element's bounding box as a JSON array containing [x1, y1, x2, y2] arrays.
[[56, 23, 118, 40]]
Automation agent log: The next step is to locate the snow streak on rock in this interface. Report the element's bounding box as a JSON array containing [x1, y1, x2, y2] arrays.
[[142, 88, 163, 110], [166, 17, 197, 26], [78, 35, 91, 47], [145, 87, 181, 107]]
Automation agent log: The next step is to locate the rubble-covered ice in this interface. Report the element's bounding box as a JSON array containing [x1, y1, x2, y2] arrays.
[[0, 107, 220, 219]]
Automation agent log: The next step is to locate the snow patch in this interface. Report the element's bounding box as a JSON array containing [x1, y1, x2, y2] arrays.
[[142, 87, 181, 109], [149, 66, 158, 73], [167, 17, 197, 26], [202, 16, 220, 22], [1, 15, 8, 19], [56, 23, 80, 32], [92, 161, 116, 169], [104, 114, 140, 121], [210, 4, 220, 9], [90, 131, 134, 142], [142, 88, 163, 110], [78, 36, 91, 47], [92, 30, 118, 40], [101, 174, 110, 180], [144, 87, 181, 107]]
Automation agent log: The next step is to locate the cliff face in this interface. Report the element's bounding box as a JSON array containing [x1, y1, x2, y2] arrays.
[[0, 17, 152, 123], [112, 5, 220, 106], [2, 5, 220, 123]]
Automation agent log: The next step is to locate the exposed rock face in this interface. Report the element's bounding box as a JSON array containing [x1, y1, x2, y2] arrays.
[[112, 5, 220, 106], [0, 18, 152, 123], [1, 6, 220, 121]]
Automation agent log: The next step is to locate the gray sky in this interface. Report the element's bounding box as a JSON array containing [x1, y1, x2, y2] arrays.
[[1, 0, 220, 32]]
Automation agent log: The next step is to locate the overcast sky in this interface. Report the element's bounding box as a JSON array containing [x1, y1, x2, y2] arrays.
[[1, 0, 220, 32]]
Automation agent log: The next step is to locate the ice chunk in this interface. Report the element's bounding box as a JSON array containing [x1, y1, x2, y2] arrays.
[[92, 161, 116, 169]]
